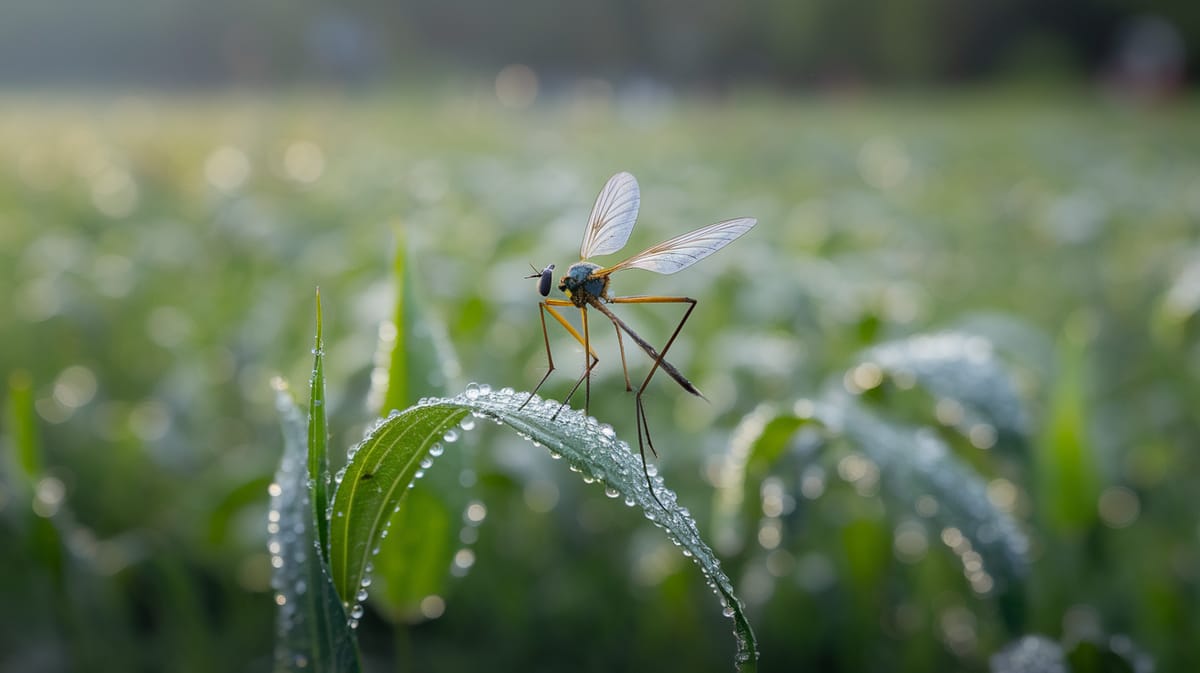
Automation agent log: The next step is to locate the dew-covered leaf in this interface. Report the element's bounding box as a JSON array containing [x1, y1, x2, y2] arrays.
[[328, 385, 759, 670], [714, 392, 1028, 596], [713, 403, 819, 554], [270, 381, 360, 673], [857, 331, 1031, 447], [827, 396, 1029, 591], [990, 635, 1067, 673], [309, 290, 331, 556]]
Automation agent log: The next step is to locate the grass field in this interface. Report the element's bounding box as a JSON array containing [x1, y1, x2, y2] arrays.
[[1, 90, 1198, 671]]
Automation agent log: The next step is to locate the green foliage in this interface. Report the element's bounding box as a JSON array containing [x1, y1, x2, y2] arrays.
[[323, 384, 758, 669], [3, 92, 1199, 671], [269, 380, 360, 673]]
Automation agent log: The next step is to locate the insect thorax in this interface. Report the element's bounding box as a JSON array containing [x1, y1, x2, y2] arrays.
[[560, 261, 608, 306]]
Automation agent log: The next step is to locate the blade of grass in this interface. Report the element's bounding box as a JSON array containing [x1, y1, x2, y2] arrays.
[[5, 370, 43, 479], [309, 289, 330, 555], [379, 228, 408, 415], [270, 378, 360, 673]]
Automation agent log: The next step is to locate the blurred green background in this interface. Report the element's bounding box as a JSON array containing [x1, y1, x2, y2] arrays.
[[1, 1, 1198, 672]]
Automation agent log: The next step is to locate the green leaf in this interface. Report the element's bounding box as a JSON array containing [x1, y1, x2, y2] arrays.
[[379, 229, 408, 415], [3, 370, 64, 582], [309, 289, 331, 555], [270, 379, 360, 673], [713, 403, 818, 554], [1036, 330, 1099, 533], [715, 393, 1028, 594], [329, 385, 759, 670], [832, 397, 1029, 590], [368, 487, 453, 622], [857, 331, 1031, 447], [5, 370, 42, 479]]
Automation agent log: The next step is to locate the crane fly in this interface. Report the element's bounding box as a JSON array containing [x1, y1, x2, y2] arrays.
[[522, 171, 756, 507]]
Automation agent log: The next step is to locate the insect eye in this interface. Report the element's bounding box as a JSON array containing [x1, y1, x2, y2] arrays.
[[536, 264, 555, 296]]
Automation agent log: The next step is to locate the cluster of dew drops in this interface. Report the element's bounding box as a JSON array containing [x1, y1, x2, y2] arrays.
[[448, 383, 745, 627], [331, 387, 497, 629]]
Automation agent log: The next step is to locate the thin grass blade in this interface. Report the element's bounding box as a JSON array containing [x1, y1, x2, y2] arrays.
[[270, 379, 360, 673]]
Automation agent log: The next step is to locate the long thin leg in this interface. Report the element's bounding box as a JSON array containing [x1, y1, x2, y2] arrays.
[[595, 295, 699, 509], [611, 321, 632, 392], [552, 306, 598, 419], [582, 307, 590, 413], [612, 296, 698, 458], [522, 299, 598, 412]]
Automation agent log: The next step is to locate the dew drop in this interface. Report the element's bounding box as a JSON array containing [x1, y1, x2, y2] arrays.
[[600, 424, 615, 438], [723, 606, 736, 618], [356, 588, 369, 602], [361, 575, 373, 588], [429, 443, 444, 457], [465, 383, 480, 400], [347, 618, 359, 629], [420, 457, 434, 469], [478, 383, 492, 396], [605, 487, 620, 498], [443, 429, 459, 443], [460, 417, 476, 431]]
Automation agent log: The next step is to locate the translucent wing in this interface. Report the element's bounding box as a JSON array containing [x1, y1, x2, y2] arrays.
[[598, 217, 756, 276], [579, 172, 640, 259]]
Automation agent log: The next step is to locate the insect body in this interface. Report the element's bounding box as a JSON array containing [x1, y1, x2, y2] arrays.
[[523, 171, 755, 507]]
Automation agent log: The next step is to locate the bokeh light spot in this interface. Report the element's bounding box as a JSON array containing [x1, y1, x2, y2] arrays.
[[495, 64, 539, 109], [1098, 486, 1140, 529]]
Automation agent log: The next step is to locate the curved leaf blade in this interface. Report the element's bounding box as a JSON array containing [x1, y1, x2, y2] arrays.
[[329, 386, 759, 670], [829, 397, 1030, 590], [858, 331, 1031, 447], [715, 393, 1029, 595]]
